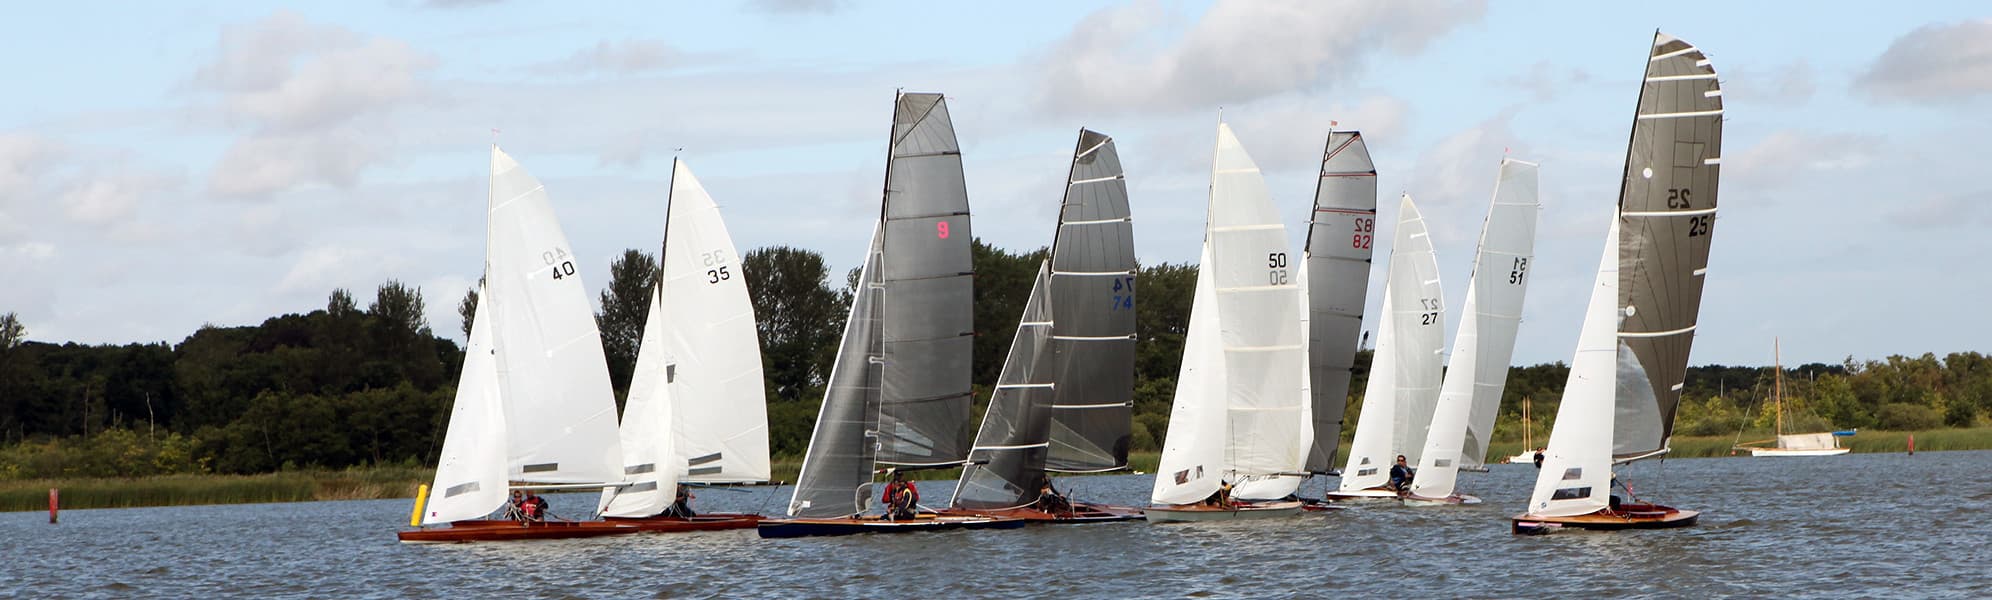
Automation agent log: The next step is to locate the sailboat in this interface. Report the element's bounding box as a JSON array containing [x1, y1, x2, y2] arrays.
[[1404, 158, 1541, 506], [1301, 130, 1379, 484], [1146, 122, 1307, 522], [1503, 396, 1541, 465], [758, 91, 1022, 538], [1325, 193, 1444, 501], [593, 159, 770, 532], [1733, 339, 1852, 457], [1512, 31, 1724, 534], [400, 147, 638, 543], [940, 129, 1144, 523]]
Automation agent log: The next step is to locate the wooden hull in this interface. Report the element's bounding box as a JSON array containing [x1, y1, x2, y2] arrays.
[[1511, 503, 1699, 535], [1747, 447, 1850, 457], [1402, 493, 1481, 506], [396, 519, 642, 544], [603, 512, 763, 533], [1144, 500, 1304, 523], [935, 502, 1145, 523], [756, 514, 1026, 538]]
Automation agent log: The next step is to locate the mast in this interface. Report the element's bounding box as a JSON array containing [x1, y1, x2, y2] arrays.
[[1774, 338, 1783, 437]]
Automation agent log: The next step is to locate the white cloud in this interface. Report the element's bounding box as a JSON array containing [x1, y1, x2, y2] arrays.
[[1728, 130, 1881, 189], [0, 133, 62, 206], [60, 169, 183, 226], [1494, 61, 1591, 102], [1858, 19, 1992, 103], [193, 11, 437, 198], [1035, 0, 1485, 115], [750, 0, 842, 14], [535, 39, 685, 76]]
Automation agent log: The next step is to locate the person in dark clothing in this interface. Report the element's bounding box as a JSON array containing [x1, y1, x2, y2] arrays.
[[663, 484, 697, 518], [1532, 448, 1545, 469], [881, 470, 920, 521], [1388, 455, 1416, 492], [1034, 475, 1072, 514]]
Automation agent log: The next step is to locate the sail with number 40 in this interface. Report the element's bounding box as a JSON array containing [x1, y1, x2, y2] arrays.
[[1527, 31, 1724, 517], [602, 159, 771, 518]]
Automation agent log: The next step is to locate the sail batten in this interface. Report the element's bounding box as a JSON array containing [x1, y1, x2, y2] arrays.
[[1340, 194, 1444, 493]]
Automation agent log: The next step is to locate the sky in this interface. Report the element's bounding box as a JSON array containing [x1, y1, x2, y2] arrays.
[[1, 0, 1988, 368]]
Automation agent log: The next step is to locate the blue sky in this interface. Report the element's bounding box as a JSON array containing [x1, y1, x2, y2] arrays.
[[2, 0, 1988, 368]]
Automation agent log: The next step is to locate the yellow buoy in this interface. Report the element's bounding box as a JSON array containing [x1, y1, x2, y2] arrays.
[[409, 484, 430, 527]]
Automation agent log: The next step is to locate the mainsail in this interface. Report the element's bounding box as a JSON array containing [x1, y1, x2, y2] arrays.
[[1150, 242, 1227, 506], [422, 292, 508, 524], [1153, 123, 1304, 504], [1044, 129, 1138, 473], [1340, 194, 1443, 493], [1410, 159, 1540, 500], [874, 92, 977, 467], [790, 92, 975, 517], [603, 160, 770, 518], [1302, 131, 1379, 474], [954, 129, 1135, 509], [1528, 32, 1724, 517], [486, 147, 624, 485]]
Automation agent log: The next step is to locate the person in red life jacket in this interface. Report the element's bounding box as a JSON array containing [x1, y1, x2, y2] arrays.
[[881, 470, 919, 521], [520, 491, 548, 522]]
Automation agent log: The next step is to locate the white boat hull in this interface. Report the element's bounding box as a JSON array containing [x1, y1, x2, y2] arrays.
[[1323, 488, 1399, 502], [1504, 453, 1536, 464], [1402, 493, 1481, 507], [1145, 501, 1304, 523], [1748, 447, 1850, 457]]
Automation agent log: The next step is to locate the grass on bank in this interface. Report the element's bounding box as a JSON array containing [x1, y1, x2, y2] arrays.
[[9, 427, 1990, 513]]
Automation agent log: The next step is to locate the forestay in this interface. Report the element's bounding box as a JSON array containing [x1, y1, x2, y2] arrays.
[[1411, 159, 1540, 500], [1044, 129, 1138, 473], [1340, 194, 1444, 493], [875, 92, 977, 468], [486, 147, 624, 485], [1303, 131, 1379, 474], [789, 228, 885, 518]]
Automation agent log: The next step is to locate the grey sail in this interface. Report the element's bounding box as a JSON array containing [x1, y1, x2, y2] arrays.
[[1612, 32, 1724, 461], [874, 92, 977, 467], [787, 229, 885, 517], [1045, 129, 1138, 472], [953, 264, 1056, 509], [1302, 131, 1379, 473]]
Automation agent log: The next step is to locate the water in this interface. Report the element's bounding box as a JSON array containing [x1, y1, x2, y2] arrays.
[[5, 451, 1988, 598]]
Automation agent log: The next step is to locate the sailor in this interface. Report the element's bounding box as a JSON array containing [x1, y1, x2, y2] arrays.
[[1388, 455, 1416, 492], [664, 484, 697, 519], [882, 470, 920, 521], [1533, 448, 1545, 469], [520, 490, 548, 522], [1034, 475, 1072, 514], [506, 490, 528, 520]]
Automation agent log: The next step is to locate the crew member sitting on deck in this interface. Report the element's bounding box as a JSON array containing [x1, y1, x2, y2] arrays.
[[882, 470, 920, 521], [1034, 475, 1072, 514], [1201, 481, 1234, 509], [1388, 455, 1416, 492], [505, 490, 528, 520], [520, 491, 548, 522], [663, 484, 697, 518]]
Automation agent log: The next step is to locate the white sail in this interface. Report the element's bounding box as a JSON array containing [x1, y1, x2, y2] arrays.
[[1411, 159, 1541, 499], [1151, 241, 1228, 506], [1341, 194, 1444, 492], [1208, 123, 1305, 496], [1235, 250, 1309, 500], [604, 160, 772, 517], [1526, 219, 1620, 517], [486, 147, 625, 485], [422, 293, 509, 524]]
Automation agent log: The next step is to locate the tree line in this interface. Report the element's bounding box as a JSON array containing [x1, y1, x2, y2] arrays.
[[2, 241, 1988, 479]]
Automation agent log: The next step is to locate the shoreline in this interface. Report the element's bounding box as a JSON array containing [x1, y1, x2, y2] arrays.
[[7, 426, 1985, 512]]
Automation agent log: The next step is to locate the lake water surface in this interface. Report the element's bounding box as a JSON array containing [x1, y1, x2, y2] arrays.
[[5, 451, 1988, 598]]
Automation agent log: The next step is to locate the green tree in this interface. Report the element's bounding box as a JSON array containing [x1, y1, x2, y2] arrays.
[[597, 249, 657, 400], [741, 246, 847, 402], [456, 284, 479, 341], [0, 312, 24, 349], [971, 239, 1048, 386]]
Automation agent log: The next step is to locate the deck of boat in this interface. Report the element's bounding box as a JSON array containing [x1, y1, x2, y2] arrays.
[[1510, 503, 1699, 535], [1402, 493, 1481, 506], [603, 512, 764, 533], [1145, 500, 1304, 523], [1322, 487, 1400, 502], [756, 514, 1026, 538], [396, 519, 643, 543]]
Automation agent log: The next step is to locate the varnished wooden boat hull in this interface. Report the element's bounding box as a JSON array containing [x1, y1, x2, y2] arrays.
[[756, 514, 1026, 538], [1144, 500, 1304, 523], [603, 512, 764, 533], [1511, 504, 1699, 535], [396, 519, 642, 543]]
